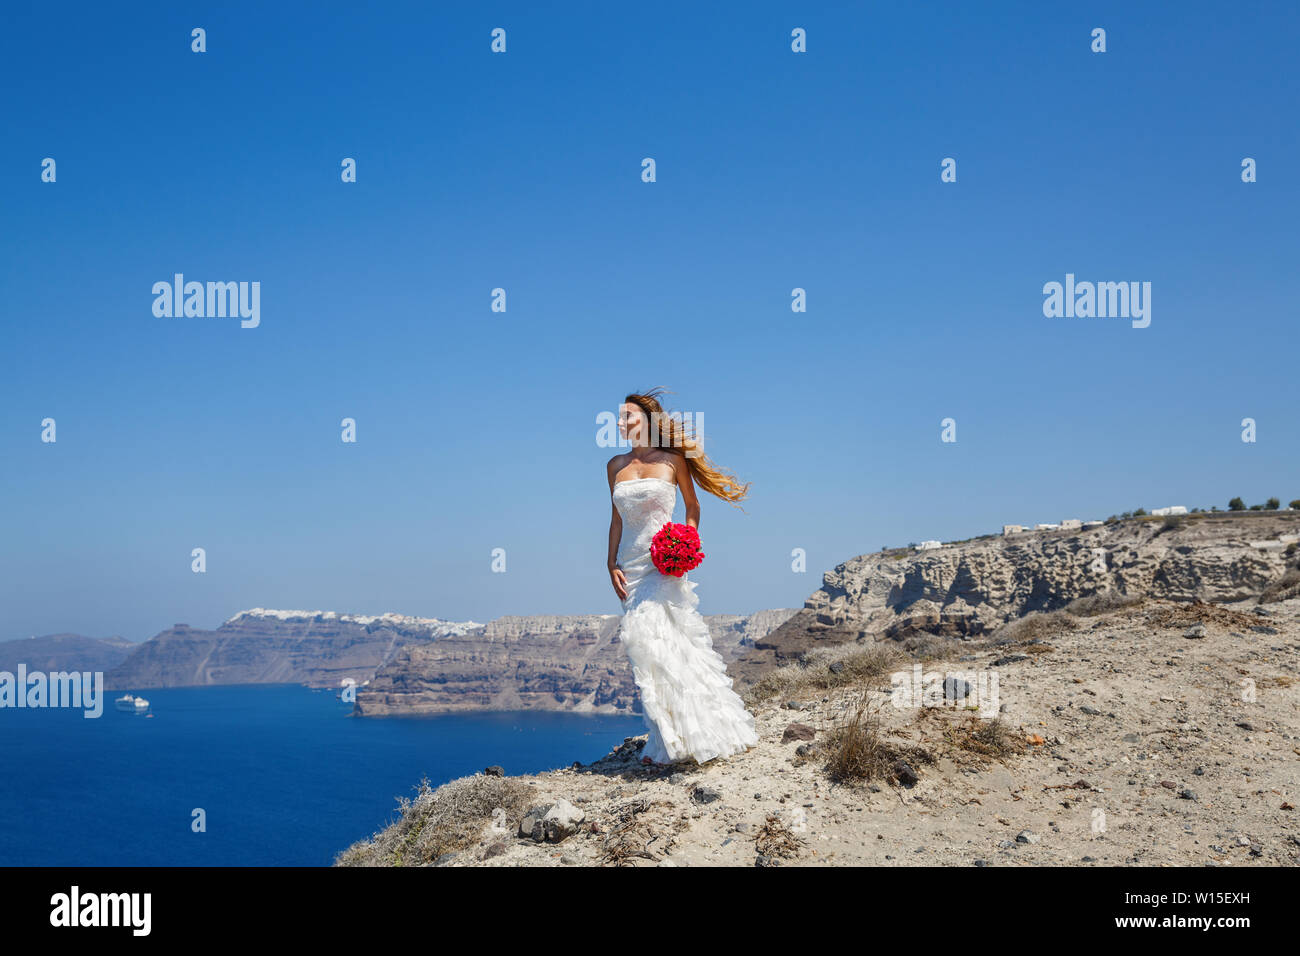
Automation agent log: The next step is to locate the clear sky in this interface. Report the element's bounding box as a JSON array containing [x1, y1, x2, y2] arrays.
[[3, 1, 1297, 644]]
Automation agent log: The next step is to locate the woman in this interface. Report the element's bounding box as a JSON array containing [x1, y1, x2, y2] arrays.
[[606, 387, 760, 767]]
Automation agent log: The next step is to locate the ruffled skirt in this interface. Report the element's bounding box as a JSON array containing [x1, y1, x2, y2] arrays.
[[617, 551, 759, 764]]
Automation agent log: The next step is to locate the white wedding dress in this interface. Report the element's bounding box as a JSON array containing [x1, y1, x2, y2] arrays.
[[612, 476, 759, 765]]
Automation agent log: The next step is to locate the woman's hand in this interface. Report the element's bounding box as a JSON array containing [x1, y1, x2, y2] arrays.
[[609, 565, 628, 601]]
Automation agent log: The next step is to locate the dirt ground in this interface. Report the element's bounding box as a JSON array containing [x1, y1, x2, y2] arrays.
[[442, 595, 1300, 867]]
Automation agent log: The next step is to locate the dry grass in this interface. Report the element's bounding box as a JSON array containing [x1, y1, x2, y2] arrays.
[[822, 689, 935, 785], [1064, 590, 1144, 617], [598, 797, 678, 867], [941, 714, 1027, 760], [754, 813, 805, 863], [896, 633, 971, 661], [1148, 600, 1262, 630], [742, 643, 903, 708], [990, 610, 1079, 646], [333, 773, 536, 867]]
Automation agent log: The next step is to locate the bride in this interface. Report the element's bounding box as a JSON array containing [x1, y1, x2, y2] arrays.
[[606, 388, 760, 767]]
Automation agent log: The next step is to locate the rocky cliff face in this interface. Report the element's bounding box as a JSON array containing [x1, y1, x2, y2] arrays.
[[0, 633, 136, 673], [729, 511, 1300, 686], [100, 605, 800, 711], [353, 609, 800, 717], [105, 609, 481, 690]]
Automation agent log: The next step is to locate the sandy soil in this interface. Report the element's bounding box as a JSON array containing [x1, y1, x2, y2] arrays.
[[442, 595, 1300, 867]]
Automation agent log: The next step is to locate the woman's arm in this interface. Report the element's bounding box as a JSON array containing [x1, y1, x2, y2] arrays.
[[607, 500, 623, 570], [675, 454, 701, 530], [606, 458, 628, 600]]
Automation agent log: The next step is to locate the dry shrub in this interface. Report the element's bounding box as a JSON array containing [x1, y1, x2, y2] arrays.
[[822, 689, 934, 785], [743, 643, 902, 707], [1065, 590, 1144, 617], [991, 610, 1079, 645], [898, 633, 969, 661], [754, 814, 805, 863], [1149, 600, 1261, 630], [333, 773, 535, 867], [599, 798, 678, 867], [942, 714, 1027, 760]]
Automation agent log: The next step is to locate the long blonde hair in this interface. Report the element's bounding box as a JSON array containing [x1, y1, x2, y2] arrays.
[[624, 387, 751, 507]]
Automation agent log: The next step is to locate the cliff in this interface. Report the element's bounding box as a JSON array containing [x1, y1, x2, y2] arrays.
[[729, 511, 1300, 687], [98, 606, 799, 710], [104, 609, 481, 690], [0, 633, 136, 673], [353, 608, 800, 717]]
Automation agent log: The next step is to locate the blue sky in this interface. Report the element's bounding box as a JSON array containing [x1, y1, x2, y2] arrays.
[[3, 1, 1297, 643]]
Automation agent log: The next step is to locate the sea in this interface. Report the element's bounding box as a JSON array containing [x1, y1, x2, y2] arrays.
[[0, 684, 647, 866]]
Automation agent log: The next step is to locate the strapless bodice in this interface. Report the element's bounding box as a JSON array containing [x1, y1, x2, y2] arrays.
[[613, 477, 676, 569]]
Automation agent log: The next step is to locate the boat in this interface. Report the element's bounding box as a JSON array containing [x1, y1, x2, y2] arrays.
[[115, 694, 150, 713]]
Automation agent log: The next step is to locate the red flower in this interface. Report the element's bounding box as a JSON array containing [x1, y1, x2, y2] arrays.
[[650, 522, 705, 577]]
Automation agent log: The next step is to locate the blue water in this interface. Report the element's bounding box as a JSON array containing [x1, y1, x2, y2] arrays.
[[0, 684, 647, 866]]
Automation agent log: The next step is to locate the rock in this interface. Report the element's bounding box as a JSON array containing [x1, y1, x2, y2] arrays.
[[1179, 789, 1198, 801], [828, 660, 845, 674], [541, 799, 585, 843], [1122, 732, 1141, 743], [668, 772, 687, 785], [483, 765, 504, 777], [1016, 830, 1040, 844], [560, 854, 580, 865], [433, 851, 459, 866], [354, 610, 796, 716], [481, 841, 508, 860], [735, 516, 1290, 688], [1236, 722, 1256, 731], [1184, 625, 1206, 639], [992, 654, 1031, 667], [893, 759, 919, 788], [1080, 705, 1101, 715], [691, 785, 722, 805], [782, 722, 816, 742], [1251, 625, 1279, 635], [518, 804, 553, 841]]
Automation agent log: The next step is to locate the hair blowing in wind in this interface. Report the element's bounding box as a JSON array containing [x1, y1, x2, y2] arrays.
[[624, 387, 751, 507]]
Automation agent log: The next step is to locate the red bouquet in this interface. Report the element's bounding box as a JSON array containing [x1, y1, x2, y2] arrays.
[[650, 522, 705, 577]]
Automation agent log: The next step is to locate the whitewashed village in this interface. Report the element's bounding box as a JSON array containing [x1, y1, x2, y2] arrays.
[[912, 503, 1295, 551]]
